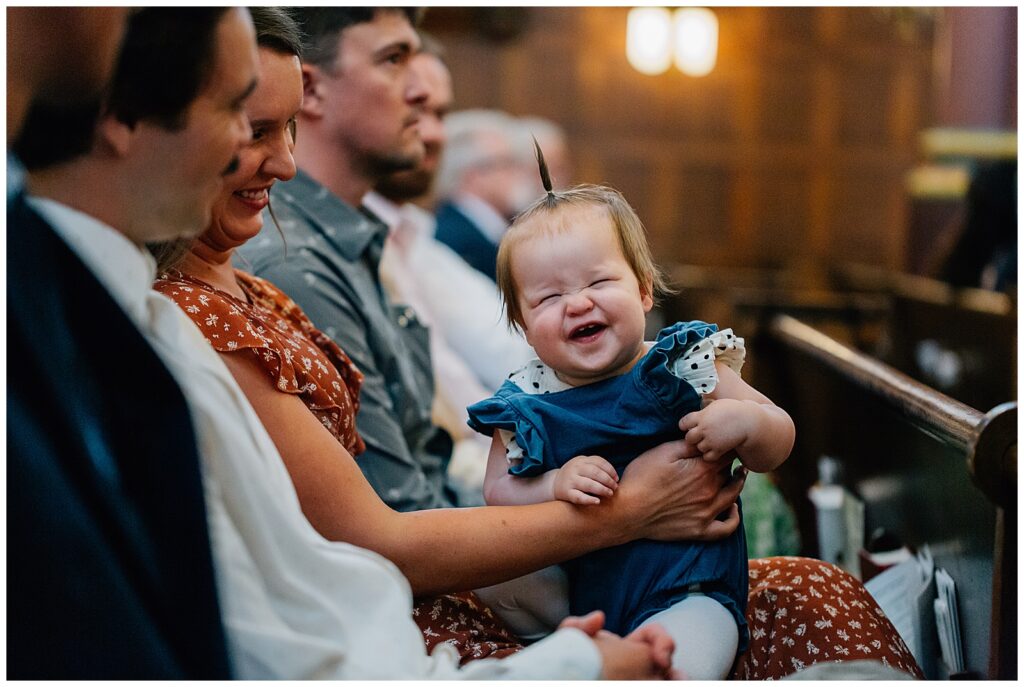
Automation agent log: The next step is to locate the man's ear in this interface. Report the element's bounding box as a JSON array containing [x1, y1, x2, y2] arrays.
[[95, 113, 133, 158], [300, 64, 326, 119]]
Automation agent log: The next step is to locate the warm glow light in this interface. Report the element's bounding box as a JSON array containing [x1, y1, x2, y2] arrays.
[[626, 7, 673, 75], [673, 7, 718, 77]]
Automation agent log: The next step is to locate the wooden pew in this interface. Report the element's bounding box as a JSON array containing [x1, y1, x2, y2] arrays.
[[762, 314, 1016, 679]]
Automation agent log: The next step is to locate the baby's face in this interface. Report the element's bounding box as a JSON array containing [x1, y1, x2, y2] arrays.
[[513, 206, 653, 386]]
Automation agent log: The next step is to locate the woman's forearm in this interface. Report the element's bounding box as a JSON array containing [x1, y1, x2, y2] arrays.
[[383, 499, 635, 596]]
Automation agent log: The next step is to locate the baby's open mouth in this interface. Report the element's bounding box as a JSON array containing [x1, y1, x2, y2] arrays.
[[570, 323, 606, 340]]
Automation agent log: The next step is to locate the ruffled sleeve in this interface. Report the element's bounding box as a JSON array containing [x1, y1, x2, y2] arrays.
[[154, 270, 365, 457], [640, 321, 746, 400], [466, 384, 551, 477]]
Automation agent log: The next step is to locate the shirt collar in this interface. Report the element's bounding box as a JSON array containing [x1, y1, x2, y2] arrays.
[[362, 190, 437, 241], [277, 168, 386, 261], [361, 190, 401, 233], [25, 196, 157, 324], [452, 193, 509, 245]]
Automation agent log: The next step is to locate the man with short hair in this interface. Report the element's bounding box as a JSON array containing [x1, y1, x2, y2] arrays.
[[8, 8, 257, 677], [364, 46, 534, 491], [238, 8, 464, 511]]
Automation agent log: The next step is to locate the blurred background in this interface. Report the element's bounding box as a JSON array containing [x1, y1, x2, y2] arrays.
[[424, 6, 1015, 280]]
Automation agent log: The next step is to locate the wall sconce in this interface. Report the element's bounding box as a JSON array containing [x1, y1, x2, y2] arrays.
[[626, 7, 718, 77]]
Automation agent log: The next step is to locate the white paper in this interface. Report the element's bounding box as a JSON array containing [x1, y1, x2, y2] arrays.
[[864, 546, 937, 677]]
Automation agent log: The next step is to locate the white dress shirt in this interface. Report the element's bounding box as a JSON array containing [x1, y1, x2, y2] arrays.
[[28, 196, 602, 680]]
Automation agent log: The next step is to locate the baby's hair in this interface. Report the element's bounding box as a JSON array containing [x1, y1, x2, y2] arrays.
[[496, 142, 674, 332]]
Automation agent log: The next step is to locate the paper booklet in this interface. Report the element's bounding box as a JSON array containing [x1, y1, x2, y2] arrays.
[[863, 545, 939, 678]]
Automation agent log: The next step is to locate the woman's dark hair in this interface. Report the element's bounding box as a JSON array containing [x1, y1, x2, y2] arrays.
[[250, 6, 304, 59], [107, 8, 231, 130]]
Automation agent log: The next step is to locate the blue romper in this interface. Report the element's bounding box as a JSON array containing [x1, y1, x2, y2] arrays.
[[467, 321, 749, 648]]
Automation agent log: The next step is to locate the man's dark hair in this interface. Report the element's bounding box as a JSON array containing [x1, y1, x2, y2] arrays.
[[13, 8, 232, 170], [294, 8, 423, 69], [250, 6, 304, 59], [107, 8, 231, 130]]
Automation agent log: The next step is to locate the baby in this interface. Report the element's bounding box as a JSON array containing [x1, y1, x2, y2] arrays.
[[467, 145, 795, 679]]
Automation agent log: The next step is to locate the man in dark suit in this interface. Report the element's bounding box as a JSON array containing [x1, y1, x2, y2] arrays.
[[433, 109, 537, 282], [7, 8, 258, 678]]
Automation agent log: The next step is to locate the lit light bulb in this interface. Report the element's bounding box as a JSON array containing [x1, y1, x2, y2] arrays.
[[674, 7, 718, 77], [626, 7, 673, 75]]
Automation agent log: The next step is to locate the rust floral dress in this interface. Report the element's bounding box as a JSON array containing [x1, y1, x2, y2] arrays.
[[155, 268, 521, 664], [156, 269, 365, 456]]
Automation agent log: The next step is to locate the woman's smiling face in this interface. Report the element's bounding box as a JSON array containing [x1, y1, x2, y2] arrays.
[[204, 46, 302, 252]]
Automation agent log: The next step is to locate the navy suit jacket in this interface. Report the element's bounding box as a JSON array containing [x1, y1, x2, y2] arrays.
[[434, 200, 500, 283], [6, 196, 231, 678]]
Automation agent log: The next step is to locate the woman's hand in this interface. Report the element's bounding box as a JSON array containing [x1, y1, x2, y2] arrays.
[[553, 455, 619, 505], [613, 440, 745, 543], [560, 612, 679, 680], [680, 398, 756, 462]]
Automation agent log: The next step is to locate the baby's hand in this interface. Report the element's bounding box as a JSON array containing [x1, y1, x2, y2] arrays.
[[680, 399, 757, 462], [553, 455, 619, 505]]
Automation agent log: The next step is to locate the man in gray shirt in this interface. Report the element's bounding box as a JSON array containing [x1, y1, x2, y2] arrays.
[[238, 8, 462, 510]]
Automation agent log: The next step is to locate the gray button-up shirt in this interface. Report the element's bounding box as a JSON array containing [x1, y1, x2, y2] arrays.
[[237, 169, 459, 511]]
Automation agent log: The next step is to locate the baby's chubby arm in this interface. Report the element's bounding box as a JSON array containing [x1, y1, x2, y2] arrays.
[[482, 432, 618, 506], [679, 362, 795, 473]]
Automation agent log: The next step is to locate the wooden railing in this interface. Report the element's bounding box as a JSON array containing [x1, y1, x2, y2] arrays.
[[769, 314, 1016, 508]]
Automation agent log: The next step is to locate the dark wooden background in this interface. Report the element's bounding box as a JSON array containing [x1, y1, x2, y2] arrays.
[[424, 7, 940, 273]]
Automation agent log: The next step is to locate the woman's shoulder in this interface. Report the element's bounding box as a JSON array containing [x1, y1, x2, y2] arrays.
[[154, 270, 243, 320], [155, 270, 273, 353], [235, 269, 321, 334]]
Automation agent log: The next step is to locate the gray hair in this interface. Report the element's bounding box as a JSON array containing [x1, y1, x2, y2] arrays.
[[518, 115, 566, 149], [434, 109, 530, 201]]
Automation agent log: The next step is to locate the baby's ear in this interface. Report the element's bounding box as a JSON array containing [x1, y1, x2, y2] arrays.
[[640, 279, 655, 313]]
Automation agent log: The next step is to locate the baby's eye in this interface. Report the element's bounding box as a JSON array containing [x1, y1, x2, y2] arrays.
[[251, 127, 266, 142], [538, 293, 559, 304], [590, 279, 610, 287]]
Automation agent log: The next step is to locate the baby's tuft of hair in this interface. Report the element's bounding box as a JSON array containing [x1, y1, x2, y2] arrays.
[[496, 184, 675, 332]]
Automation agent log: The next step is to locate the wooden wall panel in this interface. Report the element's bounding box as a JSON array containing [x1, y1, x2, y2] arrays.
[[424, 6, 937, 274]]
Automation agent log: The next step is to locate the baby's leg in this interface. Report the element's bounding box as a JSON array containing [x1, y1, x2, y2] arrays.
[[473, 565, 569, 642], [639, 594, 739, 679]]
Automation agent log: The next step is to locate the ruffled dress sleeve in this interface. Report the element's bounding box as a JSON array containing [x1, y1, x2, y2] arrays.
[[468, 356, 575, 476], [154, 269, 365, 458], [638, 321, 746, 405]]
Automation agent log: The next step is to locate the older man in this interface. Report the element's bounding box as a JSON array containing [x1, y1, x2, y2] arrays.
[[432, 108, 536, 282], [8, 8, 256, 678]]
